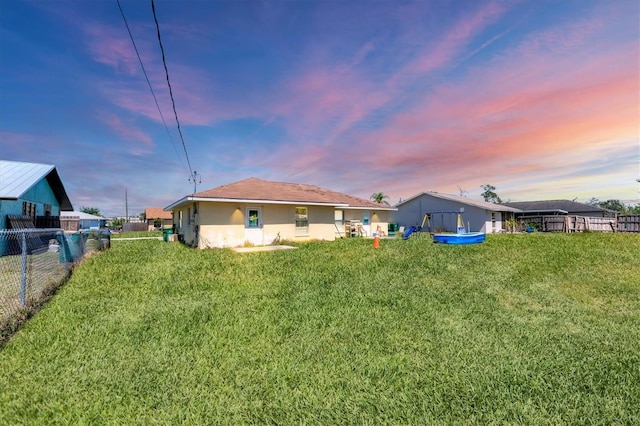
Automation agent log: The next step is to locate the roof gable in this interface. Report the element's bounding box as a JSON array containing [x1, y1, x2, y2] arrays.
[[169, 177, 395, 210], [0, 160, 73, 211]]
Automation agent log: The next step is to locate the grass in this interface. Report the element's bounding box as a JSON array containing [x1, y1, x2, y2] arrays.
[[0, 233, 639, 424], [110, 230, 162, 239]]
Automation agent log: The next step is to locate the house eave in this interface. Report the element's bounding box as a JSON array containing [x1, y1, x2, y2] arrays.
[[345, 206, 397, 211], [517, 209, 569, 215], [165, 196, 349, 211]]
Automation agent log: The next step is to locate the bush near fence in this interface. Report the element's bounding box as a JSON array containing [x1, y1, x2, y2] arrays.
[[0, 228, 110, 344]]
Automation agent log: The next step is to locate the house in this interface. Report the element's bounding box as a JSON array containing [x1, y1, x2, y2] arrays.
[[164, 177, 396, 248], [144, 207, 173, 230], [393, 191, 521, 233], [501, 200, 614, 218], [0, 160, 73, 230], [60, 211, 107, 231]]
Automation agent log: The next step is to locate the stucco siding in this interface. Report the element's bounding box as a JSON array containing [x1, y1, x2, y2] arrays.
[[174, 202, 340, 248], [339, 208, 391, 237], [199, 224, 244, 248]]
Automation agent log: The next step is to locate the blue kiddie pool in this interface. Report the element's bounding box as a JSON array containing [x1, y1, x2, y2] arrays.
[[433, 232, 486, 244]]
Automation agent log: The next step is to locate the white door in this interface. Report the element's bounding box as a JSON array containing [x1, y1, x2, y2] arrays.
[[362, 211, 371, 236], [245, 207, 263, 245]]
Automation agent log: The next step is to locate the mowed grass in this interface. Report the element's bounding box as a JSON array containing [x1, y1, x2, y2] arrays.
[[0, 233, 639, 424]]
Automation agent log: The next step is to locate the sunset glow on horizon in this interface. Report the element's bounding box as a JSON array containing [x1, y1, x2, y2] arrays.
[[1, 0, 638, 215]]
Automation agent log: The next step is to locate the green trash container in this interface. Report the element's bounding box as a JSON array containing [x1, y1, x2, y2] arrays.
[[57, 234, 72, 263], [163, 228, 174, 242]]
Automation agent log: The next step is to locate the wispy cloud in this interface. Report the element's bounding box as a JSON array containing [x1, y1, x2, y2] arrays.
[[98, 115, 155, 155]]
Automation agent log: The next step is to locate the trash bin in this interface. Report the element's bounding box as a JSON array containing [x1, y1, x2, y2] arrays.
[[163, 228, 173, 242], [57, 234, 72, 263], [388, 222, 399, 236]]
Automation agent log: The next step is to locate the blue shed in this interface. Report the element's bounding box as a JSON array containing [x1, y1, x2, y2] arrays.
[[61, 211, 107, 231]]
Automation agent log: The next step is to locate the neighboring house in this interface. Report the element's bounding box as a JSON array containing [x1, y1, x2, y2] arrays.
[[164, 177, 396, 248], [501, 200, 614, 218], [144, 207, 173, 230], [60, 211, 106, 231], [0, 160, 73, 230], [394, 191, 521, 233]]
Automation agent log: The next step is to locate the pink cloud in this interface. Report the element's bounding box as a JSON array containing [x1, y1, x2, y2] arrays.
[[98, 115, 155, 155], [83, 22, 148, 76], [279, 28, 638, 201]]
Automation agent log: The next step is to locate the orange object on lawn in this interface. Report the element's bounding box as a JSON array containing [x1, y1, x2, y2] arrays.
[[373, 236, 380, 248]]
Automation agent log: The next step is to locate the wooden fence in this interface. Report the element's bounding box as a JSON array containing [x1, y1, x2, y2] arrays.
[[123, 221, 148, 232], [617, 215, 640, 233], [518, 215, 639, 233], [60, 216, 79, 232]]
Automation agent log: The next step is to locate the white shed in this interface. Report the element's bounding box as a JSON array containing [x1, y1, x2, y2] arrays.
[[393, 192, 521, 233]]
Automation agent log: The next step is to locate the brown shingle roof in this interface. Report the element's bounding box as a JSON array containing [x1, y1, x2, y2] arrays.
[[192, 177, 394, 209], [145, 207, 172, 220]]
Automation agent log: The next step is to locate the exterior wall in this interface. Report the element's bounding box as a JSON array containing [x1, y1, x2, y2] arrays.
[[304, 205, 336, 242], [0, 178, 61, 230], [0, 200, 23, 229], [172, 202, 338, 248], [172, 203, 198, 246], [337, 209, 391, 237], [393, 195, 502, 233], [197, 202, 245, 248], [147, 218, 173, 231]]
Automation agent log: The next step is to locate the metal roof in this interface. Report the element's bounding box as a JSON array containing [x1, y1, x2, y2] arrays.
[[0, 160, 74, 211], [397, 191, 521, 213], [60, 211, 105, 220]]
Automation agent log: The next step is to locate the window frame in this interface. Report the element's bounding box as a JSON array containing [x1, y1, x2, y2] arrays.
[[246, 207, 262, 228], [295, 207, 309, 236]]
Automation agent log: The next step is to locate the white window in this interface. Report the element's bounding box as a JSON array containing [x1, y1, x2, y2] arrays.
[[334, 210, 344, 229], [295, 207, 309, 235]]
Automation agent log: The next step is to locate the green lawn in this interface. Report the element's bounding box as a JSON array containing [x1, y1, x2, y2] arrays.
[[110, 230, 162, 239], [1, 233, 639, 424]]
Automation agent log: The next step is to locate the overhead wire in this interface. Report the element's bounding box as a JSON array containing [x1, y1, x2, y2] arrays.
[[150, 0, 194, 177], [115, 0, 189, 175]]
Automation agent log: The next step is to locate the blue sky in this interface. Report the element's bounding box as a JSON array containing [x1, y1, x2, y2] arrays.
[[1, 0, 638, 217]]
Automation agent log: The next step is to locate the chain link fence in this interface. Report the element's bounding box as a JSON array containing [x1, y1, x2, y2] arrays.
[[1, 228, 110, 337]]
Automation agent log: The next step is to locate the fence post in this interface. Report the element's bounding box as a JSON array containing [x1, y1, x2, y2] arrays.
[[20, 231, 28, 307]]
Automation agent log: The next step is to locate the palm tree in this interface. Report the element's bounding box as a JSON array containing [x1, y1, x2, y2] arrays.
[[370, 192, 390, 205]]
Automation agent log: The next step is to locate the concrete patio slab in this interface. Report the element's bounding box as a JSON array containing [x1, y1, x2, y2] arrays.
[[232, 245, 298, 253]]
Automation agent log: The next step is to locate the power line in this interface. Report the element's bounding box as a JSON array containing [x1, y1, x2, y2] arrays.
[[115, 0, 188, 175], [151, 0, 194, 177]]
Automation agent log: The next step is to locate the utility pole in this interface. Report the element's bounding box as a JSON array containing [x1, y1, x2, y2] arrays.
[[189, 171, 201, 194]]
